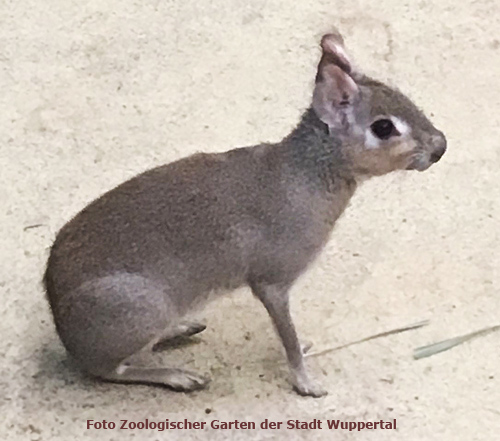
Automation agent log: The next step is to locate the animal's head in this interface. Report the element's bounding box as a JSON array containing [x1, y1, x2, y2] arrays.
[[312, 30, 446, 177]]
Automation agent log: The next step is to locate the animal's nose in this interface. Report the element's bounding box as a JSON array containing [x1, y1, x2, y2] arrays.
[[430, 133, 447, 163]]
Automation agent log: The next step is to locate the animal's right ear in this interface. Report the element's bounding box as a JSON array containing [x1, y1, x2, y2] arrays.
[[312, 32, 360, 133]]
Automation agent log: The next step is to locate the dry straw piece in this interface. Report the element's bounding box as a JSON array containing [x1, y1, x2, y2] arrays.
[[305, 320, 430, 358], [413, 324, 500, 360]]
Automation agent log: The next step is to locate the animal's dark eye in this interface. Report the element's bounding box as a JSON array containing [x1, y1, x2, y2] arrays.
[[370, 119, 395, 140]]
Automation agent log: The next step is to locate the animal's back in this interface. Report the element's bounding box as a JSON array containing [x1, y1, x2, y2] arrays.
[[44, 144, 324, 316]]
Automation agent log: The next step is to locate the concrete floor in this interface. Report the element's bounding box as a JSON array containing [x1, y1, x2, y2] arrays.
[[1, 0, 499, 439]]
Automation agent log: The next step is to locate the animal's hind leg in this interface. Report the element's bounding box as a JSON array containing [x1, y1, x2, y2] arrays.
[[152, 321, 207, 351], [56, 273, 211, 392], [97, 364, 210, 391]]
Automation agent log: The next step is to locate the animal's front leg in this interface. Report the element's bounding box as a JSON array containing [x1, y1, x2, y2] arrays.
[[251, 282, 327, 397]]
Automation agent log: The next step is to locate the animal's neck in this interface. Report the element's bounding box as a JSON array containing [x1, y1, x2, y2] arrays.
[[281, 107, 357, 193]]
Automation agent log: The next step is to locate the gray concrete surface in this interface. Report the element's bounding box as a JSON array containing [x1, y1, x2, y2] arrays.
[[1, 0, 499, 439]]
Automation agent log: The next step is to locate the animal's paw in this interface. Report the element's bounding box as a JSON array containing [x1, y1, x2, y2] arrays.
[[301, 341, 313, 354], [166, 369, 211, 392], [293, 380, 328, 397], [291, 370, 327, 398]]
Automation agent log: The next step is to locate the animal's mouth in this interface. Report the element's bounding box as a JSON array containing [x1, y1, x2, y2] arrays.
[[406, 158, 432, 172], [406, 136, 446, 171]]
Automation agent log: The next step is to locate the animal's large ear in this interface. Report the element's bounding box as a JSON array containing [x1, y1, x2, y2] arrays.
[[316, 32, 353, 78], [312, 32, 360, 133]]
